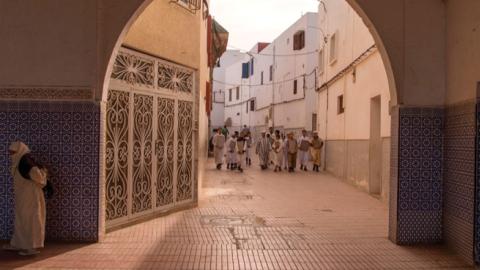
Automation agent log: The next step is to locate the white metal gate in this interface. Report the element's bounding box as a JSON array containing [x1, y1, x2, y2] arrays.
[[105, 47, 195, 228]]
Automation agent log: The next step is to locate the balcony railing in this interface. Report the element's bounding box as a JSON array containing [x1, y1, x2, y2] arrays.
[[171, 0, 202, 13]]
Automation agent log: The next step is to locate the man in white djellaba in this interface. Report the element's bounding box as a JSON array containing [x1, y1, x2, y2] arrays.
[[212, 129, 226, 170], [297, 129, 311, 171], [3, 141, 47, 256]]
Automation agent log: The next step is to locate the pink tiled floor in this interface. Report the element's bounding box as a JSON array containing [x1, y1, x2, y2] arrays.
[[0, 160, 473, 269]]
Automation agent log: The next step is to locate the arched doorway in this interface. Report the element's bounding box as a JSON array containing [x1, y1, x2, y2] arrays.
[[98, 0, 402, 238]]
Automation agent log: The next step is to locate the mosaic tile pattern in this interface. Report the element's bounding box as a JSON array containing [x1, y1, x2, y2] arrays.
[[0, 101, 100, 241], [444, 102, 475, 264], [395, 107, 444, 244], [475, 101, 480, 264]]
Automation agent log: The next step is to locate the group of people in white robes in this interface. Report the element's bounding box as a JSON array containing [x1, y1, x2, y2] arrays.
[[267, 130, 325, 172], [213, 127, 324, 173], [212, 127, 253, 173]]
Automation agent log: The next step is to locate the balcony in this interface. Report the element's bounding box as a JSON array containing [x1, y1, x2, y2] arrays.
[[171, 0, 202, 13]]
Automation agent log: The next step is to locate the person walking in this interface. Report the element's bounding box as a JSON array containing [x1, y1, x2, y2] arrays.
[[255, 131, 271, 170], [221, 125, 230, 139], [285, 132, 298, 172], [310, 132, 324, 172], [298, 130, 311, 171], [226, 133, 237, 170], [282, 133, 288, 170], [212, 129, 226, 170], [236, 135, 247, 173], [3, 142, 47, 256], [272, 134, 284, 172], [245, 132, 253, 166]]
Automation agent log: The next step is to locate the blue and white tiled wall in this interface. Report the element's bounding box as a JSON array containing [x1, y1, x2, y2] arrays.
[[392, 103, 480, 265], [392, 107, 444, 244], [0, 101, 100, 241]]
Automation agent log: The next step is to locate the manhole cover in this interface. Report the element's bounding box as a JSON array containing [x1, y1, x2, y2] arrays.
[[221, 179, 250, 185], [212, 194, 262, 201], [321, 209, 333, 212], [201, 215, 265, 226]]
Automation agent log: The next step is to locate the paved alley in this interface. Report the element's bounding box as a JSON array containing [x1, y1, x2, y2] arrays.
[[0, 160, 471, 269]]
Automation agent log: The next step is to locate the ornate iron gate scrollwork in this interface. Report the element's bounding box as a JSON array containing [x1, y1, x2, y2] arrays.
[[177, 101, 194, 202], [106, 47, 196, 228], [105, 90, 129, 221], [156, 97, 175, 207], [132, 94, 153, 214]]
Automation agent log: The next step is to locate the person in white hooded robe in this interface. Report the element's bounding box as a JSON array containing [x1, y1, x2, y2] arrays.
[[3, 141, 47, 256]]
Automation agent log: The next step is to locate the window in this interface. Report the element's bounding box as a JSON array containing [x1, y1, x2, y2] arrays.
[[250, 100, 255, 111], [318, 49, 325, 74], [229, 88, 232, 102], [337, 94, 345, 114], [293, 30, 305, 51], [329, 32, 338, 64], [236, 87, 240, 100], [261, 71, 264, 85], [269, 65, 273, 81], [293, 80, 298, 95], [246, 102, 249, 113], [242, 62, 250, 79], [312, 113, 317, 131]]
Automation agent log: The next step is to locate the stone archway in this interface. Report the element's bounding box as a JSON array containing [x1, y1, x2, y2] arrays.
[[1, 0, 473, 264]]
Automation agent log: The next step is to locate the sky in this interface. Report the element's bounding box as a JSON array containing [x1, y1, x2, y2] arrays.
[[210, 0, 319, 51]]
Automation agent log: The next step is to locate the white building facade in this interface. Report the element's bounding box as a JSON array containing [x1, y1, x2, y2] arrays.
[[211, 50, 246, 131], [217, 13, 320, 137], [316, 0, 391, 201]]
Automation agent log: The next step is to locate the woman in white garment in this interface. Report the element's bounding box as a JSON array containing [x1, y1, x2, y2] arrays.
[[3, 141, 47, 256]]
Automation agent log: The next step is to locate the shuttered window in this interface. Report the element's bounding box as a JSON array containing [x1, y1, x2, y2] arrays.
[[293, 30, 305, 51]]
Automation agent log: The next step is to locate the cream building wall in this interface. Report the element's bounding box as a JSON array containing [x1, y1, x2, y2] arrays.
[[317, 0, 391, 201]]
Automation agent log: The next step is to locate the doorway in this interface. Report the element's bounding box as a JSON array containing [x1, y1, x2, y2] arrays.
[[369, 95, 382, 196]]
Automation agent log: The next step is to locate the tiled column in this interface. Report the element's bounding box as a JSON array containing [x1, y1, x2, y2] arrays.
[[390, 107, 444, 244]]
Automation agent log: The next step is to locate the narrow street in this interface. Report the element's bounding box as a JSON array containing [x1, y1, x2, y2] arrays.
[[0, 160, 470, 270]]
